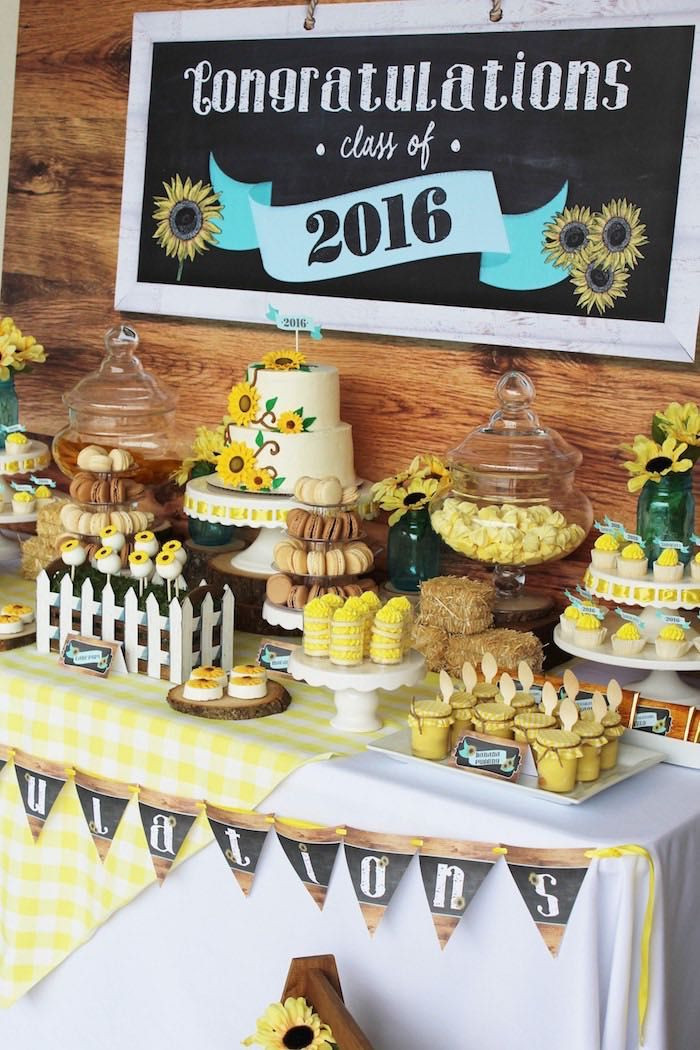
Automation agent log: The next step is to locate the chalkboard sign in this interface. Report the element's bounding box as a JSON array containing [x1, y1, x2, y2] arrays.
[[59, 634, 120, 678], [116, 2, 700, 361], [633, 702, 673, 736], [257, 638, 298, 675], [453, 732, 526, 781]]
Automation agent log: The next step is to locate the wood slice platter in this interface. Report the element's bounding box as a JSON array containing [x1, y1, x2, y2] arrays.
[[167, 679, 291, 720], [0, 624, 36, 651]]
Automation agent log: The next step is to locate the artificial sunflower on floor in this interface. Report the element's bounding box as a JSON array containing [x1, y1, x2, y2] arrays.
[[542, 205, 593, 269], [652, 402, 700, 462], [260, 350, 307, 371], [569, 254, 629, 315], [243, 997, 336, 1050], [589, 198, 647, 270], [228, 381, 261, 426], [152, 174, 222, 281], [215, 442, 257, 487], [619, 435, 693, 492]]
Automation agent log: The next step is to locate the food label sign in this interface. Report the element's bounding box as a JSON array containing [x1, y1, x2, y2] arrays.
[[116, 3, 700, 361]]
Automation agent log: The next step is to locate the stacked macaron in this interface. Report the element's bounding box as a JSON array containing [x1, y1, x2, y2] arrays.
[[76, 445, 136, 473], [294, 475, 358, 507], [69, 472, 144, 506], [286, 507, 362, 542], [273, 537, 373, 577]]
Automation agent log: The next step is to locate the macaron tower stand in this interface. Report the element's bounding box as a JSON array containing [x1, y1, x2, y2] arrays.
[[263, 483, 377, 631]]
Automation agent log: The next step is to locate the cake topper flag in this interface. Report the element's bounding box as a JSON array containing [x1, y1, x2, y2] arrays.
[[499, 672, 516, 706], [541, 681, 559, 716], [344, 827, 417, 936], [505, 844, 592, 957], [481, 652, 497, 684], [206, 805, 272, 895], [418, 837, 499, 948], [13, 750, 69, 841], [137, 787, 200, 883], [75, 770, 133, 862], [266, 304, 323, 355], [439, 669, 454, 703], [275, 819, 344, 910], [518, 661, 534, 694], [462, 661, 478, 693]]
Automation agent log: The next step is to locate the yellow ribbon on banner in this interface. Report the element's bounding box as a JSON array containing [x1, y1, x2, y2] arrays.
[[585, 844, 655, 1046]]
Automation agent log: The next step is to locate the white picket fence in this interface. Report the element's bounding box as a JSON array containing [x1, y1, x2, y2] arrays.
[[36, 570, 235, 684]]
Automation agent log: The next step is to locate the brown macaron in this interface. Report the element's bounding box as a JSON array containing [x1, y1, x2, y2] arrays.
[[287, 584, 309, 609], [346, 512, 362, 539], [357, 577, 379, 593], [266, 573, 294, 606], [343, 583, 364, 597], [307, 583, 325, 601], [286, 508, 309, 538]]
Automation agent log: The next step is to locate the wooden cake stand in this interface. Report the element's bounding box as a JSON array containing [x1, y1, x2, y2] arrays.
[[167, 679, 291, 720]]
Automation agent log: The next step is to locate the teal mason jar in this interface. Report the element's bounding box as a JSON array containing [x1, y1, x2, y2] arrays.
[[636, 472, 695, 565], [386, 507, 441, 592]]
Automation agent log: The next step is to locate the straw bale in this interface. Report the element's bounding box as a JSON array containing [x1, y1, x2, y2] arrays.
[[411, 622, 448, 671], [444, 628, 543, 677], [418, 575, 494, 634]]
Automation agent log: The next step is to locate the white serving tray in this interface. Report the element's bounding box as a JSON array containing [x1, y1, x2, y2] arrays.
[[367, 731, 663, 806]]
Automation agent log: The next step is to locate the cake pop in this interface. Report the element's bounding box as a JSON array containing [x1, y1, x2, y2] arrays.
[[94, 545, 122, 586], [128, 550, 153, 598], [161, 538, 187, 566], [134, 530, 159, 557], [155, 549, 183, 602], [60, 538, 87, 582], [100, 525, 126, 552]]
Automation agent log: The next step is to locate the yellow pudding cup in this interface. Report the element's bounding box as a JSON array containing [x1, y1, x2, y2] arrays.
[[472, 682, 501, 701], [471, 701, 515, 740], [408, 700, 453, 760], [599, 714, 625, 770], [532, 729, 583, 793], [449, 691, 478, 749], [572, 720, 607, 782], [513, 710, 556, 744], [510, 691, 536, 714]]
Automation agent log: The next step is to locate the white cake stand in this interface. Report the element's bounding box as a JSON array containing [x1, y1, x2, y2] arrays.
[[288, 649, 426, 733], [0, 439, 51, 476], [183, 476, 300, 576], [262, 599, 302, 631]]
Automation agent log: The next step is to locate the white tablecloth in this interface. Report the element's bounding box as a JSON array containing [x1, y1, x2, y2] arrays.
[[1, 745, 698, 1050]]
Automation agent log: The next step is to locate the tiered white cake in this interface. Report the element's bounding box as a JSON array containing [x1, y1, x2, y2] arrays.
[[215, 359, 355, 495]]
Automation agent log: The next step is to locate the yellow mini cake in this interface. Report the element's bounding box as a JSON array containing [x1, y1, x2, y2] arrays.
[[303, 597, 333, 657], [34, 484, 53, 502], [590, 531, 620, 571], [653, 547, 684, 582], [227, 674, 267, 699], [0, 613, 22, 635], [611, 622, 647, 656], [192, 665, 229, 688], [655, 624, 690, 659], [12, 490, 36, 514], [573, 613, 607, 649], [617, 542, 648, 579], [1, 602, 34, 625], [370, 603, 405, 665], [408, 699, 453, 760], [532, 728, 583, 793], [5, 431, 28, 447], [329, 602, 364, 666], [183, 677, 223, 701]]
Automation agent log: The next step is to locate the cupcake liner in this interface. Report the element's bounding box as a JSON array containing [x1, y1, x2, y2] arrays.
[[652, 563, 684, 582], [591, 549, 618, 571], [616, 559, 648, 579], [655, 639, 691, 660], [690, 562, 700, 582], [611, 636, 647, 656], [558, 614, 578, 640], [573, 626, 608, 649]]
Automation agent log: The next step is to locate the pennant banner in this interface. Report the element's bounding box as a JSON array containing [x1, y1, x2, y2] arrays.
[[13, 750, 69, 841], [505, 845, 591, 957], [138, 787, 200, 883], [0, 743, 11, 775], [344, 827, 417, 936], [418, 837, 500, 949], [275, 820, 344, 910], [206, 804, 272, 896], [75, 770, 133, 862]]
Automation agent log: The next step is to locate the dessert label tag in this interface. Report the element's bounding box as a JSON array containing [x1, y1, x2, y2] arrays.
[[658, 539, 689, 552], [594, 517, 623, 535], [655, 611, 691, 629], [10, 482, 34, 492], [564, 591, 605, 619], [451, 731, 527, 782], [266, 304, 323, 340], [622, 530, 643, 543], [633, 702, 673, 736], [257, 638, 299, 675], [59, 633, 122, 678], [615, 608, 645, 628]]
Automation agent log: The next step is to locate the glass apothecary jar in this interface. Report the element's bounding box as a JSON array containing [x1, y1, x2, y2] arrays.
[[52, 325, 179, 485], [430, 370, 592, 600]]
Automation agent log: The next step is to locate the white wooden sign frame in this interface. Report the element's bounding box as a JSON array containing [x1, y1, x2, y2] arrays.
[[115, 1, 700, 361]]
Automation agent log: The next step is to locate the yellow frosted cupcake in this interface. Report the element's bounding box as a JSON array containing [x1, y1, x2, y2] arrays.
[[591, 532, 620, 571], [690, 550, 700, 582], [653, 547, 684, 582], [12, 490, 36, 514], [617, 542, 648, 579], [655, 624, 690, 659], [573, 613, 607, 649], [611, 621, 647, 657], [558, 603, 580, 640]]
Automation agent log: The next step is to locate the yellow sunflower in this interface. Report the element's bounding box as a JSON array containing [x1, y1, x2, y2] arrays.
[[589, 199, 647, 270], [277, 411, 304, 434], [380, 476, 441, 525], [243, 466, 274, 491], [243, 997, 335, 1050], [653, 402, 700, 450], [228, 381, 260, 426], [542, 205, 593, 269], [215, 442, 257, 487], [152, 175, 222, 280], [260, 350, 306, 371], [620, 435, 693, 493], [570, 255, 629, 314], [155, 550, 176, 567]]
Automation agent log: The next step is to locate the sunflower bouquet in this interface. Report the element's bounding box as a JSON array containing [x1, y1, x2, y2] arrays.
[[0, 316, 47, 378], [243, 996, 337, 1050], [371, 453, 451, 525], [620, 401, 700, 492], [172, 422, 227, 486]]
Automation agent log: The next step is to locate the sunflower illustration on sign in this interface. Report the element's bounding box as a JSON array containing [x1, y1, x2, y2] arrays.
[[152, 175, 222, 281], [542, 197, 647, 315]]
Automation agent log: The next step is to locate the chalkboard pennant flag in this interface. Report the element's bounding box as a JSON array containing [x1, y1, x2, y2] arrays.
[[418, 836, 500, 948], [344, 827, 418, 936], [275, 819, 344, 910], [504, 844, 592, 957], [137, 786, 200, 883], [74, 770, 133, 862], [13, 749, 69, 841], [0, 743, 11, 776], [206, 804, 272, 896]]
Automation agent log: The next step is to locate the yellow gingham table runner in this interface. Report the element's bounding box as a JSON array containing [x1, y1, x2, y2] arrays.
[[0, 573, 434, 1004]]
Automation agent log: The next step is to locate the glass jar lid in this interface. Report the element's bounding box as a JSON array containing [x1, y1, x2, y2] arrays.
[[62, 325, 175, 417], [447, 370, 582, 482]]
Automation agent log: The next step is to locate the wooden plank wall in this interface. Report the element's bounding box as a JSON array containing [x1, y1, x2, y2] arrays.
[[2, 0, 699, 599]]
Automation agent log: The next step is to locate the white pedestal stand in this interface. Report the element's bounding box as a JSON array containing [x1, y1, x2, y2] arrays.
[[288, 649, 426, 733], [262, 599, 302, 631], [183, 476, 300, 577]]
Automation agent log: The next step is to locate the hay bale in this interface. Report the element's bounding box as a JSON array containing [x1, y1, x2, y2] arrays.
[[411, 622, 448, 672], [418, 575, 494, 634], [444, 628, 543, 677]]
